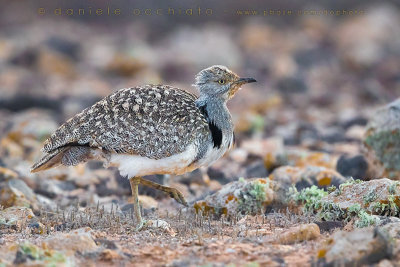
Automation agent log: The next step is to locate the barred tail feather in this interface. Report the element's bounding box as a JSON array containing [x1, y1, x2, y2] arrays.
[[30, 147, 67, 173]]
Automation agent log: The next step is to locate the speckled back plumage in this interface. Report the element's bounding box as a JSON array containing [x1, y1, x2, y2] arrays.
[[42, 85, 209, 160]]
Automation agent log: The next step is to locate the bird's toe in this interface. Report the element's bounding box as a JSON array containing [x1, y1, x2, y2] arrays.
[[168, 188, 188, 207]]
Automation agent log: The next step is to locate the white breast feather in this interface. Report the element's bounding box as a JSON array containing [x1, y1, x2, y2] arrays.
[[109, 144, 197, 178]]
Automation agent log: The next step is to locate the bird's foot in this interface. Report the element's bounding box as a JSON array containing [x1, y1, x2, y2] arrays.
[[167, 187, 188, 207]]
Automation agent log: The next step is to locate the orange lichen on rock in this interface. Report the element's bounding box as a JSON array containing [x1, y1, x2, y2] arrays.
[[225, 194, 238, 204]]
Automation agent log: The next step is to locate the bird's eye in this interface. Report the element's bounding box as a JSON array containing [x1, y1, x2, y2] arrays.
[[218, 79, 226, 84]]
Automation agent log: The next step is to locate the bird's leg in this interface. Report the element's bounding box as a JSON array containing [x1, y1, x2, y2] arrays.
[[129, 177, 145, 231], [138, 177, 188, 207]]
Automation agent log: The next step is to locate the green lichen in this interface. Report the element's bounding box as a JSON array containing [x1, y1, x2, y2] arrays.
[[291, 185, 381, 228], [318, 201, 345, 221], [20, 243, 41, 260], [388, 182, 399, 194], [368, 195, 400, 217], [365, 130, 400, 171], [336, 178, 362, 195], [289, 185, 328, 213], [327, 186, 337, 194], [354, 210, 379, 228], [17, 242, 71, 267], [238, 180, 267, 215], [363, 189, 378, 205]]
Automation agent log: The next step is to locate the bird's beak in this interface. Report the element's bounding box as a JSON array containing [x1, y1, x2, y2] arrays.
[[236, 77, 257, 85]]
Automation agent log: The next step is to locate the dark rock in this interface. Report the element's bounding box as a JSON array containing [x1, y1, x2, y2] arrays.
[[294, 47, 333, 68], [207, 167, 230, 185], [276, 76, 308, 94], [95, 239, 118, 250], [95, 179, 115, 197], [364, 98, 400, 178], [341, 116, 368, 129], [314, 221, 344, 233], [13, 250, 34, 265], [245, 160, 268, 178], [320, 227, 393, 266], [283, 123, 319, 146], [45, 37, 80, 60], [336, 155, 368, 179], [115, 173, 132, 194], [321, 132, 352, 144], [0, 94, 61, 112], [9, 48, 38, 67], [36, 180, 75, 199], [177, 169, 204, 186]]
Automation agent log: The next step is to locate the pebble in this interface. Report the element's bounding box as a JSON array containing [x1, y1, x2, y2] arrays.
[[275, 223, 320, 244]]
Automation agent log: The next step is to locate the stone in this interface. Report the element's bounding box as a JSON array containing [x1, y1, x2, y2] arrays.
[[0, 166, 18, 181], [245, 160, 268, 179], [13, 242, 71, 266], [270, 165, 347, 191], [336, 154, 369, 180], [364, 98, 400, 179], [207, 166, 233, 185], [106, 54, 145, 77], [276, 76, 308, 94], [278, 149, 338, 170], [318, 226, 392, 265], [45, 36, 80, 60], [94, 239, 118, 250], [99, 249, 123, 261], [0, 178, 39, 210], [241, 137, 284, 158], [229, 148, 248, 164], [0, 206, 35, 227], [322, 178, 400, 216], [275, 223, 320, 244], [194, 178, 276, 217], [145, 219, 176, 236], [44, 227, 98, 253]]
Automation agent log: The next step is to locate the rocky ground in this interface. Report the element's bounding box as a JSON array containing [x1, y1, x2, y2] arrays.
[[1, 1, 400, 266]]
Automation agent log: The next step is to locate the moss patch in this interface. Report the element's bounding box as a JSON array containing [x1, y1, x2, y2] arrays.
[[290, 186, 380, 228], [238, 179, 268, 215], [15, 242, 72, 266], [365, 129, 400, 172]]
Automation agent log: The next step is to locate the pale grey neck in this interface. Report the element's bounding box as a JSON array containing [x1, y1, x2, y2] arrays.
[[195, 96, 233, 133]]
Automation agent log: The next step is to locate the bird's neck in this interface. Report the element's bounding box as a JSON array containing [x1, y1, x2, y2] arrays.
[[195, 96, 233, 133]]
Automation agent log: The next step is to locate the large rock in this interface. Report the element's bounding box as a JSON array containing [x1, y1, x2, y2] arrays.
[[0, 167, 39, 210], [13, 242, 72, 266], [0, 206, 35, 227], [364, 98, 400, 179], [194, 178, 276, 217], [318, 222, 400, 265], [291, 179, 400, 228], [44, 227, 98, 253], [275, 223, 320, 245], [323, 178, 400, 216], [336, 154, 369, 180]]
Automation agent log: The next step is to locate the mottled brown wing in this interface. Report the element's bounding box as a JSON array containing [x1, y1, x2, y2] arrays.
[[42, 85, 209, 159]]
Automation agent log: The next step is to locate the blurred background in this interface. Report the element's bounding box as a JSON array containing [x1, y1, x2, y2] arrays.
[[0, 0, 400, 208]]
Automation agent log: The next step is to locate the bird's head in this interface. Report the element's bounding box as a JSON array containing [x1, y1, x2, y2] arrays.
[[193, 65, 256, 101]]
